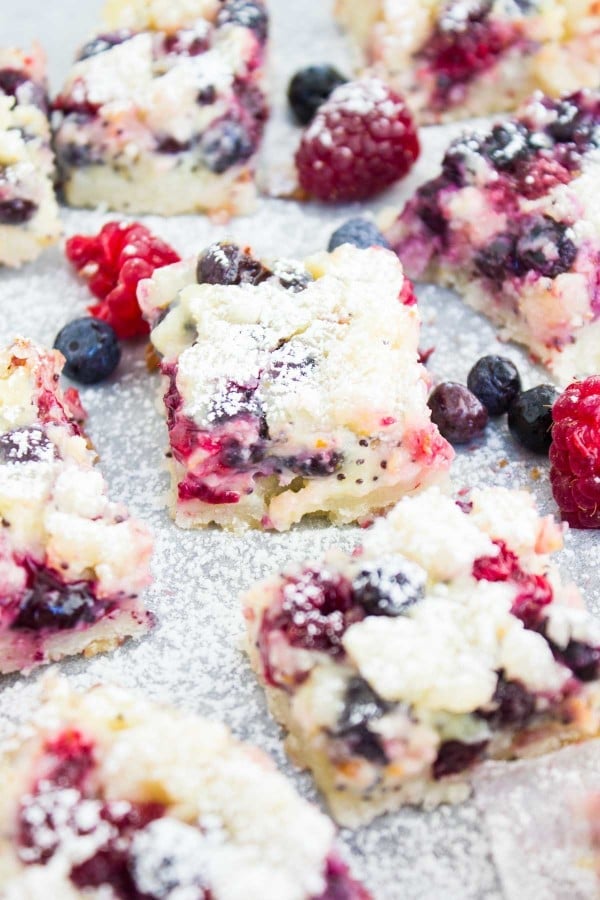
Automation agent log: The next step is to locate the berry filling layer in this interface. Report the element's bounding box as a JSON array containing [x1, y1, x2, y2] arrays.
[[0, 340, 153, 674], [53, 3, 269, 214], [140, 243, 452, 530], [1, 681, 371, 900], [244, 486, 600, 824], [387, 90, 600, 381], [416, 0, 525, 112]]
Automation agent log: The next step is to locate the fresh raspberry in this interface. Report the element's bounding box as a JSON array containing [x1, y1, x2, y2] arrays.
[[473, 540, 553, 628], [550, 376, 600, 528], [295, 78, 420, 202], [65, 222, 180, 340]]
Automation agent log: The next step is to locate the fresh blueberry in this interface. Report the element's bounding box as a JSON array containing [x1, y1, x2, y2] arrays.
[[0, 69, 48, 112], [332, 677, 391, 764], [0, 198, 37, 225], [473, 233, 516, 282], [288, 64, 348, 125], [514, 216, 577, 279], [11, 564, 98, 631], [56, 141, 98, 168], [284, 450, 343, 476], [196, 84, 217, 105], [216, 0, 269, 41], [196, 241, 272, 286], [0, 427, 56, 465], [352, 556, 426, 617], [327, 217, 390, 252], [200, 118, 254, 173], [272, 259, 313, 292], [467, 355, 522, 416], [549, 639, 600, 682], [433, 739, 488, 779], [507, 384, 559, 454], [481, 122, 532, 171], [54, 318, 121, 385], [545, 96, 595, 146], [0, 68, 28, 98], [413, 175, 451, 237], [155, 135, 192, 154], [77, 31, 132, 60], [428, 382, 488, 444], [478, 676, 535, 727], [219, 435, 265, 469]]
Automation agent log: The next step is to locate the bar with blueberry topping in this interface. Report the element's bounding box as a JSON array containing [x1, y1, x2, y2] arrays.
[[138, 242, 453, 531], [335, 0, 600, 123], [0, 339, 154, 674], [0, 45, 60, 267], [244, 485, 600, 826], [53, 0, 269, 217], [387, 90, 600, 384], [0, 677, 370, 899]]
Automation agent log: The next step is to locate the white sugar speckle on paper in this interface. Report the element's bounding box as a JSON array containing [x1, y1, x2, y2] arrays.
[[1, 1, 600, 898]]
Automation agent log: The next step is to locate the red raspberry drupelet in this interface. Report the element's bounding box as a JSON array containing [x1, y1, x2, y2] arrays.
[[295, 78, 420, 202], [66, 221, 180, 340], [550, 376, 600, 528]]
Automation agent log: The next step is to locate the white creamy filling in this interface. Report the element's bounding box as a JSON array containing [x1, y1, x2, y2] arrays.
[[344, 580, 570, 711]]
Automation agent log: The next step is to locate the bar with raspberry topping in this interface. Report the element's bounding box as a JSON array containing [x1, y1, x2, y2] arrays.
[[138, 242, 453, 531], [53, 0, 269, 217], [244, 485, 600, 826], [0, 677, 370, 899], [335, 0, 600, 123], [387, 90, 600, 384], [0, 45, 60, 266], [0, 339, 154, 674]]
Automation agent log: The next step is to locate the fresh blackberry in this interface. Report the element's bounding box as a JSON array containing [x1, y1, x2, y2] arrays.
[[288, 64, 348, 125], [428, 382, 488, 444], [467, 355, 522, 416], [508, 384, 559, 454]]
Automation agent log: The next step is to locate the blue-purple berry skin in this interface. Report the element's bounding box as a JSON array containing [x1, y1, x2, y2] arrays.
[[514, 216, 577, 279], [196, 242, 271, 286], [200, 119, 254, 173], [433, 739, 488, 780], [352, 559, 425, 617], [428, 382, 488, 445], [507, 384, 559, 454], [467, 355, 522, 416], [328, 217, 390, 253], [77, 31, 132, 60], [288, 64, 347, 125], [0, 198, 37, 225], [54, 318, 121, 385], [216, 0, 269, 41], [11, 566, 98, 631], [478, 677, 536, 727], [333, 677, 390, 764]]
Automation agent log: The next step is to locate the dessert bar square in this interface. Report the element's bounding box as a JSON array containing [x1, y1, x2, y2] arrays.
[[53, 0, 269, 217], [335, 0, 600, 123], [386, 90, 600, 384], [0, 677, 370, 899], [0, 46, 60, 267], [0, 339, 154, 674], [138, 242, 453, 531], [244, 485, 600, 826]]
